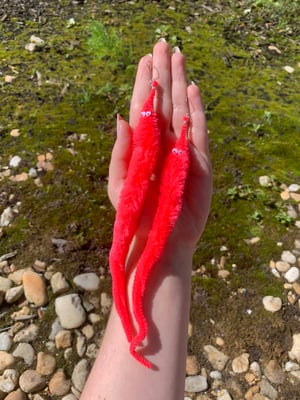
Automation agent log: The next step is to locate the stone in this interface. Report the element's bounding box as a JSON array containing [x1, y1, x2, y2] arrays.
[[10, 129, 21, 137], [8, 269, 27, 285], [232, 353, 249, 373], [217, 389, 232, 400], [0, 369, 18, 393], [0, 277, 13, 292], [0, 352, 15, 373], [13, 324, 39, 343], [12, 343, 35, 365], [19, 370, 46, 393], [288, 333, 300, 363], [275, 261, 290, 272], [50, 272, 69, 294], [262, 296, 282, 313], [185, 375, 208, 392], [186, 355, 199, 375], [259, 176, 271, 187], [203, 345, 229, 371], [49, 318, 63, 341], [0, 333, 12, 351], [55, 330, 72, 349], [285, 361, 299, 371], [76, 335, 86, 357], [55, 294, 86, 329], [81, 324, 94, 340], [284, 267, 300, 283], [73, 273, 100, 291], [36, 352, 56, 375], [259, 377, 278, 400], [9, 156, 21, 168], [281, 250, 296, 265], [62, 395, 77, 400], [86, 343, 98, 359], [49, 369, 71, 396], [22, 271, 48, 306], [291, 193, 300, 202], [3, 389, 26, 400], [264, 360, 285, 384], [250, 361, 261, 378], [288, 184, 300, 192], [100, 292, 112, 313], [5, 286, 24, 304], [283, 65, 294, 74], [0, 208, 14, 227], [71, 359, 90, 392]]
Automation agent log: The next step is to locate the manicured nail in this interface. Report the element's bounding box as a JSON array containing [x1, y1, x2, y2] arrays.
[[158, 37, 167, 43], [173, 46, 181, 53]]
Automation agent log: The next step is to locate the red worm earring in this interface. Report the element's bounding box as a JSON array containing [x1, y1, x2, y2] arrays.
[[109, 81, 160, 341], [109, 80, 190, 368]]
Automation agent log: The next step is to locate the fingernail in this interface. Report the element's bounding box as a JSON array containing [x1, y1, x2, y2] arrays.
[[158, 37, 167, 43], [173, 46, 181, 53], [147, 53, 153, 57], [191, 80, 197, 86], [116, 114, 123, 135]]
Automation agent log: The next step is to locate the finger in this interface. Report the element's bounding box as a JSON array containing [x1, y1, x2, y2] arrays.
[[187, 82, 209, 155], [171, 47, 188, 137], [108, 116, 133, 207], [152, 39, 172, 135], [130, 54, 153, 129]]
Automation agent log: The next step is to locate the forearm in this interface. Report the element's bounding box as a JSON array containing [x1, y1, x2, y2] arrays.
[[81, 238, 194, 400]]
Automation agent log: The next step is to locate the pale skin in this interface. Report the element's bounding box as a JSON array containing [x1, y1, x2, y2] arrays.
[[81, 40, 212, 400]]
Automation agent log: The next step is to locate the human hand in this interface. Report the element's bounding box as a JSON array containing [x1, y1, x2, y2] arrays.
[[108, 40, 212, 249]]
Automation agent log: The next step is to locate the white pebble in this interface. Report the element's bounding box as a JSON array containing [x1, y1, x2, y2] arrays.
[[289, 184, 300, 192], [281, 250, 296, 265], [262, 296, 282, 312], [9, 156, 22, 168], [185, 375, 208, 392], [284, 267, 300, 283]]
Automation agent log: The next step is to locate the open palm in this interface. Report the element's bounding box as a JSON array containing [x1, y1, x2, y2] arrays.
[[108, 41, 212, 249]]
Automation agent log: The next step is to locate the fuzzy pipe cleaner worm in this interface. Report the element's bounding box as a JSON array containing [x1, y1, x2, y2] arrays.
[[130, 116, 190, 368], [109, 81, 160, 341]]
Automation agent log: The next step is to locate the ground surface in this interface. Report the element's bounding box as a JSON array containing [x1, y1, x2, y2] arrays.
[[0, 1, 300, 399]]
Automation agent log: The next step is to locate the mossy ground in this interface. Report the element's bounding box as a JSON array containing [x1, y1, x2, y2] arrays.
[[0, 0, 300, 397]]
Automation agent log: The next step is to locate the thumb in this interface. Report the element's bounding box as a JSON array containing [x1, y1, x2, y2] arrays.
[[108, 115, 133, 208]]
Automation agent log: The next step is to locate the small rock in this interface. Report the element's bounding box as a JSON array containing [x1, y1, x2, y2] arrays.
[[210, 370, 222, 380], [284, 267, 299, 283], [250, 361, 262, 378], [73, 273, 100, 291], [55, 330, 72, 349], [8, 269, 27, 285], [275, 261, 290, 272], [13, 324, 39, 343], [61, 395, 77, 400], [49, 318, 63, 341], [280, 190, 290, 200], [285, 361, 299, 372], [281, 250, 296, 265], [19, 370, 46, 393], [36, 352, 56, 375], [259, 377, 278, 400], [283, 65, 294, 74], [12, 343, 35, 365], [0, 207, 14, 227], [55, 294, 86, 329], [50, 272, 69, 294], [217, 389, 232, 400], [292, 282, 300, 295], [22, 270, 48, 306], [203, 345, 229, 371], [186, 355, 199, 375], [49, 369, 71, 396], [185, 375, 208, 392], [9, 156, 21, 168], [100, 292, 112, 313], [288, 333, 300, 363], [0, 352, 15, 373], [289, 184, 300, 192], [232, 353, 249, 373], [0, 332, 13, 351], [264, 360, 285, 384], [76, 335, 86, 357], [10, 173, 28, 182], [3, 388, 27, 400], [71, 359, 90, 392], [5, 285, 24, 304], [0, 369, 19, 393], [86, 343, 98, 359], [262, 296, 282, 313], [10, 129, 21, 138], [81, 324, 94, 340], [259, 175, 271, 187]]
